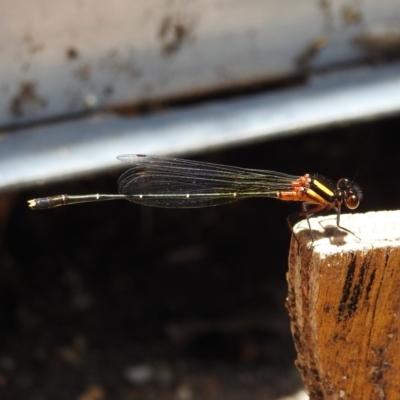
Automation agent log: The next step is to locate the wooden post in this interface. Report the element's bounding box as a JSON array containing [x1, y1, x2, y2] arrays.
[[287, 211, 400, 400]]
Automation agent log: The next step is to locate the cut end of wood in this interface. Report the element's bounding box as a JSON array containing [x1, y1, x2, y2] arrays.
[[287, 210, 400, 399], [293, 210, 400, 255]]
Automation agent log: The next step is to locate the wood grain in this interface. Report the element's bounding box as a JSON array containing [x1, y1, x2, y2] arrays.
[[287, 211, 400, 400]]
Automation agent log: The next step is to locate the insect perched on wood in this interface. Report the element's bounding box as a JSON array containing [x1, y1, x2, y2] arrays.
[[28, 154, 362, 237]]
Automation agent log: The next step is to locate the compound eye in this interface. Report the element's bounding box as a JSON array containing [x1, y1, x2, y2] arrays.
[[337, 178, 350, 190], [345, 194, 360, 210]]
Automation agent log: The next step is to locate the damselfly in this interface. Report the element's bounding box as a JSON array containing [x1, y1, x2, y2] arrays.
[[28, 154, 362, 236]]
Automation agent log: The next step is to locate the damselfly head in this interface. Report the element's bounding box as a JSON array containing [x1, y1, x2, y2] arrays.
[[337, 178, 362, 210]]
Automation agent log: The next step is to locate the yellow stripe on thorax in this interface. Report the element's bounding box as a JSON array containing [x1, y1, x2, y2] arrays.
[[313, 179, 334, 197], [303, 189, 329, 205]]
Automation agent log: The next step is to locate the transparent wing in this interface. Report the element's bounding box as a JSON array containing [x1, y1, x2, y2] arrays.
[[117, 154, 299, 208]]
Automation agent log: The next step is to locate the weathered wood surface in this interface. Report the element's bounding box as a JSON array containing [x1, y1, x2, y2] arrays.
[[287, 211, 400, 400]]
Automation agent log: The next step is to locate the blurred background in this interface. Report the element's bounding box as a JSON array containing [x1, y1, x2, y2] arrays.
[[1, 1, 400, 399]]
